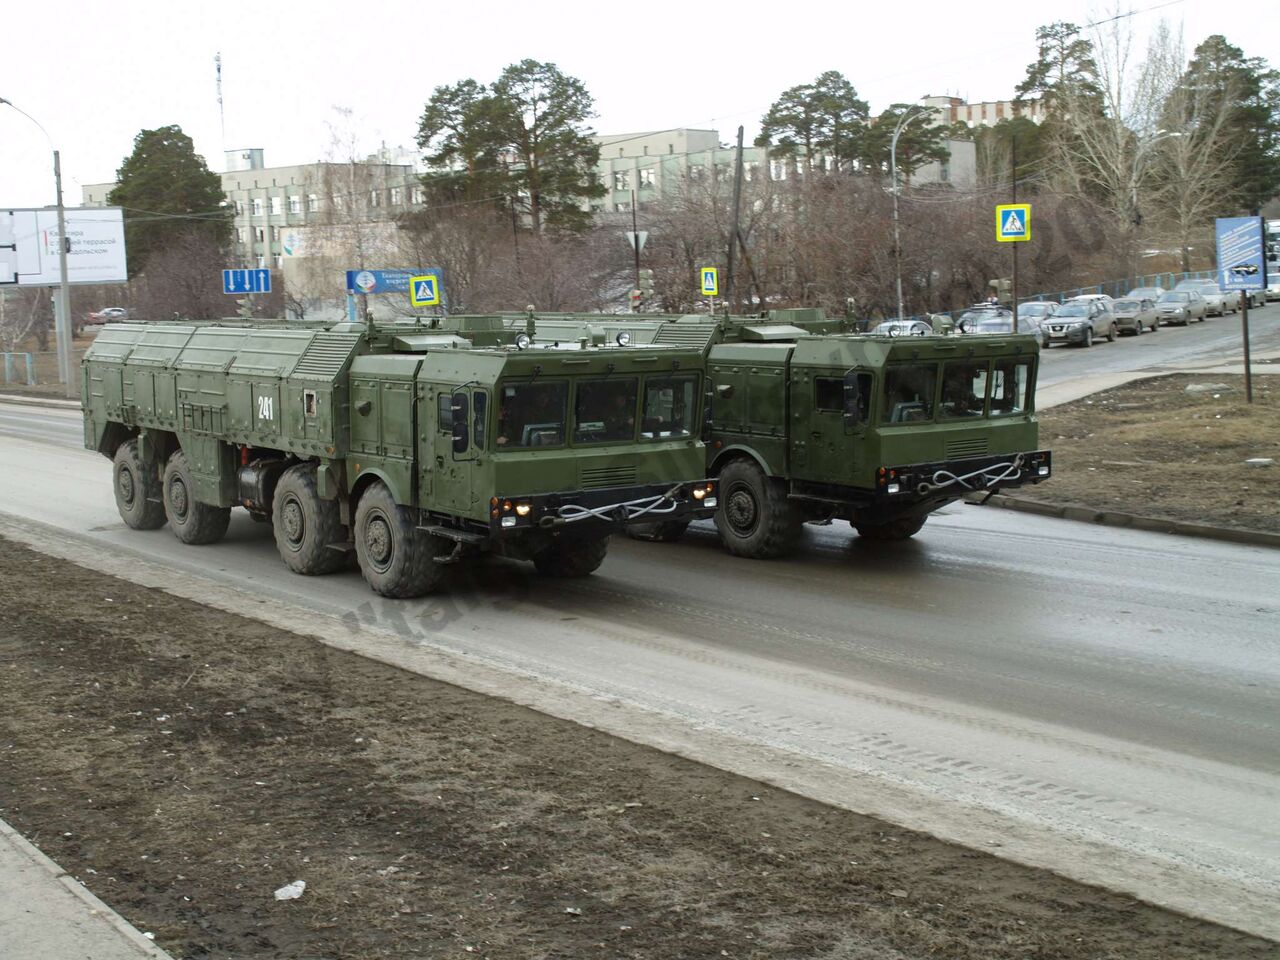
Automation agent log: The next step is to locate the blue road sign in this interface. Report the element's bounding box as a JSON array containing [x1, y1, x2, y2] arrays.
[[222, 268, 271, 295], [345, 269, 417, 295], [1215, 217, 1267, 291], [995, 203, 1031, 242]]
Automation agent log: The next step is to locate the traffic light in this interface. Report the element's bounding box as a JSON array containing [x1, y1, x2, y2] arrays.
[[638, 268, 655, 295]]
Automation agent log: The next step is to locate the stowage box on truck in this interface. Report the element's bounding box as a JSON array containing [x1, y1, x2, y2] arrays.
[[82, 320, 714, 597]]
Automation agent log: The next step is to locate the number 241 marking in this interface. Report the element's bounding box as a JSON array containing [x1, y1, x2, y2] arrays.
[[257, 396, 274, 420]]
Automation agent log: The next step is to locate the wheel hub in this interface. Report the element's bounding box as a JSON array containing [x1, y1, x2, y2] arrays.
[[117, 467, 136, 507], [281, 498, 305, 547], [169, 477, 188, 519], [725, 485, 759, 535], [365, 515, 393, 569]]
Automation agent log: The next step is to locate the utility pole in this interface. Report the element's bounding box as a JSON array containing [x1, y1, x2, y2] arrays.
[[727, 126, 745, 313], [631, 189, 640, 293]]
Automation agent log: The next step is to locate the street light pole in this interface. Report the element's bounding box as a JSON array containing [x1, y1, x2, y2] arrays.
[[1, 96, 75, 398], [890, 106, 924, 323]]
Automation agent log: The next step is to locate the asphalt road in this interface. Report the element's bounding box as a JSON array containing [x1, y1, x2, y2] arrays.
[[1, 400, 1277, 938]]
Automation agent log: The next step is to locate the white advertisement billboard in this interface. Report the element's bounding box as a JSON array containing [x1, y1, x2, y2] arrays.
[[4, 206, 127, 286]]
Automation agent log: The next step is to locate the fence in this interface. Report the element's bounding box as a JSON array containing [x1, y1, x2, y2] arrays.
[[2, 353, 37, 387]]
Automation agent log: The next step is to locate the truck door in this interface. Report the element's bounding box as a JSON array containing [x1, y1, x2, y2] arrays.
[[423, 383, 488, 518], [790, 366, 871, 484]]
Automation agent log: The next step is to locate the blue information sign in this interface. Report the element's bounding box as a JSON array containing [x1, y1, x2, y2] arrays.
[[222, 268, 271, 295], [1215, 217, 1267, 292], [345, 269, 418, 295]]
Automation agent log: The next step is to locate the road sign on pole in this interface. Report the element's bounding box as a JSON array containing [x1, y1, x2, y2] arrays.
[[222, 268, 271, 294], [700, 267, 719, 296], [625, 230, 648, 253], [995, 204, 1031, 243], [409, 274, 441, 308]]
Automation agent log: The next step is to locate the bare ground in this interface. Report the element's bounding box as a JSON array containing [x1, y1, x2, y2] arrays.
[[1023, 373, 1280, 532], [0, 537, 1275, 960]]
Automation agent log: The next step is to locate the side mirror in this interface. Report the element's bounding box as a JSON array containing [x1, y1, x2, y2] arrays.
[[451, 391, 469, 455]]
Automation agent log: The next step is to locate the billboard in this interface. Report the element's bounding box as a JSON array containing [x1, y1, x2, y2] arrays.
[[2, 206, 127, 286], [1215, 216, 1266, 292]]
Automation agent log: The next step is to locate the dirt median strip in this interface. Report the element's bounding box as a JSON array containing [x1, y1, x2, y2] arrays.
[[0, 534, 1274, 960]]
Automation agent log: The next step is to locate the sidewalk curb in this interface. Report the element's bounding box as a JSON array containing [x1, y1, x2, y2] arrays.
[[0, 817, 174, 959], [966, 493, 1280, 548], [0, 393, 81, 410]]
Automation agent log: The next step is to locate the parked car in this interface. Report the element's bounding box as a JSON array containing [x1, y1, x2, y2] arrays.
[[1155, 290, 1207, 325], [1175, 280, 1237, 317], [1111, 297, 1159, 335], [1043, 298, 1117, 347], [870, 319, 934, 337], [1018, 301, 1058, 322], [960, 311, 1050, 347], [86, 307, 129, 325]]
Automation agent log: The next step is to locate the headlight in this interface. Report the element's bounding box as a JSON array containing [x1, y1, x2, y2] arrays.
[[514, 333, 532, 350], [514, 502, 532, 517], [615, 331, 631, 347]]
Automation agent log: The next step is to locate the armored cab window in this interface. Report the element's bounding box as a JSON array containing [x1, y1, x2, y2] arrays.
[[437, 393, 453, 433], [641, 374, 698, 438], [574, 378, 639, 444], [990, 359, 1031, 416], [940, 361, 990, 419], [814, 378, 844, 412], [472, 390, 487, 450], [495, 381, 568, 448], [819, 373, 871, 423], [303, 390, 318, 417], [880, 364, 938, 424]]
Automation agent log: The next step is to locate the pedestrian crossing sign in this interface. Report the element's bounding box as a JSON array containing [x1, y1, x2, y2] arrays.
[[409, 274, 440, 307], [996, 203, 1031, 243], [700, 267, 719, 296]]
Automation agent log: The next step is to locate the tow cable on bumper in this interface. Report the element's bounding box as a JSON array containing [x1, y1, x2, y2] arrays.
[[915, 454, 1025, 496]]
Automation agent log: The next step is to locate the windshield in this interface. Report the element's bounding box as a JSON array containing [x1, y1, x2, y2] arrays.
[[641, 374, 698, 438], [940, 361, 989, 419], [881, 364, 937, 423], [1113, 300, 1140, 311], [1020, 304, 1052, 316], [1196, 284, 1221, 294], [496, 381, 568, 448], [1056, 303, 1089, 317], [573, 378, 639, 444], [991, 360, 1031, 416], [1160, 292, 1190, 303]]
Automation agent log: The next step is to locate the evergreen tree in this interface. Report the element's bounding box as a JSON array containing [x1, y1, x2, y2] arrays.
[[107, 125, 230, 278], [755, 70, 869, 171], [860, 105, 951, 183], [1017, 22, 1103, 115], [417, 61, 605, 233]]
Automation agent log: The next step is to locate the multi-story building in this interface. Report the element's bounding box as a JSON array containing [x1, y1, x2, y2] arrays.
[[923, 95, 1047, 128]]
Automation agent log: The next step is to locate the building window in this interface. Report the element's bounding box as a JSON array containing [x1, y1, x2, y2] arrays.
[[614, 202, 631, 213], [288, 195, 301, 213], [639, 169, 655, 188], [668, 144, 674, 154], [307, 194, 319, 212], [269, 196, 283, 215], [270, 226, 280, 241], [332, 194, 344, 211], [235, 227, 245, 243], [390, 186, 402, 205], [273, 255, 283, 269], [254, 227, 265, 243], [613, 170, 631, 191], [369, 189, 381, 208], [410, 185, 425, 204], [251, 198, 264, 216], [618, 147, 624, 157], [255, 255, 265, 268], [771, 160, 787, 180], [643, 145, 649, 156], [689, 164, 704, 181], [235, 200, 245, 215], [744, 161, 758, 182]]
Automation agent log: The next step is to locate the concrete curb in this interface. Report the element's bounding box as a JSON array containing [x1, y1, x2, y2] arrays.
[[0, 393, 81, 410], [0, 817, 174, 959], [966, 492, 1280, 548]]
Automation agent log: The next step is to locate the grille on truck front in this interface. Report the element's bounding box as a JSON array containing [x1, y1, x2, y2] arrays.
[[579, 464, 638, 488]]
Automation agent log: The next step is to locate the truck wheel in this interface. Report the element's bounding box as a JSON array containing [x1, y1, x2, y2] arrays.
[[113, 440, 166, 530], [163, 450, 231, 545], [854, 515, 927, 541], [354, 481, 446, 598], [273, 463, 347, 575], [714, 459, 801, 558], [533, 536, 610, 577], [626, 519, 691, 542]]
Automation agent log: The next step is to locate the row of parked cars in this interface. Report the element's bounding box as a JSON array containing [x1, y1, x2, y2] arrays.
[[872, 279, 1263, 348]]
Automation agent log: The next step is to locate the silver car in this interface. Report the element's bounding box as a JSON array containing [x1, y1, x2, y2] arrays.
[[1111, 297, 1159, 335], [1155, 290, 1207, 325], [1044, 298, 1118, 347], [1175, 280, 1238, 317]]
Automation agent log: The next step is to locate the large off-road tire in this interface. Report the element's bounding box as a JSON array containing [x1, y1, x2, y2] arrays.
[[272, 462, 347, 575], [714, 459, 802, 559], [162, 450, 231, 545], [112, 440, 165, 529], [854, 514, 927, 541], [532, 536, 610, 578], [626, 519, 692, 543], [353, 481, 447, 598], [112, 439, 166, 530]]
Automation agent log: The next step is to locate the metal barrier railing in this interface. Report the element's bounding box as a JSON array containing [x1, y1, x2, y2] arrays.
[[1, 352, 37, 386]]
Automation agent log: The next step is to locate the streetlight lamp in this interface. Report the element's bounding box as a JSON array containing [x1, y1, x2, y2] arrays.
[[890, 105, 927, 323], [0, 96, 75, 398]]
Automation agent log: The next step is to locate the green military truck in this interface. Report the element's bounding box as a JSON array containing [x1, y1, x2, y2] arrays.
[[468, 310, 1051, 558], [81, 320, 713, 596]]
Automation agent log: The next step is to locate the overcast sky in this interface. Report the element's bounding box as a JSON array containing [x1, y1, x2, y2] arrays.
[[2, 0, 1276, 209]]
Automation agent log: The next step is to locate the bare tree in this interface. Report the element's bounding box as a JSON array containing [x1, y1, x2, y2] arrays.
[[130, 229, 230, 320]]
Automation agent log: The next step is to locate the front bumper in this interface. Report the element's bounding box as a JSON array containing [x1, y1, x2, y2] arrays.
[[488, 480, 716, 536], [1046, 324, 1089, 344], [874, 450, 1052, 501]]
